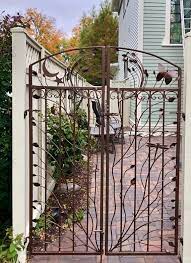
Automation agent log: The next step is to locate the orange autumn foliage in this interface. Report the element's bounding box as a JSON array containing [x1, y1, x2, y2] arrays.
[[24, 8, 65, 54]]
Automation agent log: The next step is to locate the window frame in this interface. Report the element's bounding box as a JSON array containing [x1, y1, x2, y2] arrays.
[[163, 0, 183, 46]]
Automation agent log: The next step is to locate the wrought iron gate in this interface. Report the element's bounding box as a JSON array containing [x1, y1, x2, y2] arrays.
[[28, 46, 181, 257]]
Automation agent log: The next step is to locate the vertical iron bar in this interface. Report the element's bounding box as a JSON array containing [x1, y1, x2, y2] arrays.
[[58, 89, 62, 251], [86, 90, 90, 251], [72, 91, 76, 252], [175, 68, 182, 254], [161, 91, 165, 251], [29, 65, 33, 255], [120, 90, 124, 252], [133, 92, 138, 252], [100, 47, 106, 254], [44, 86, 48, 252], [147, 91, 151, 252], [105, 46, 110, 254]]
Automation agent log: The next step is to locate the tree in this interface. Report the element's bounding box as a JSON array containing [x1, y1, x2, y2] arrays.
[[0, 12, 26, 238], [66, 15, 93, 49], [70, 1, 118, 85], [24, 8, 65, 54]]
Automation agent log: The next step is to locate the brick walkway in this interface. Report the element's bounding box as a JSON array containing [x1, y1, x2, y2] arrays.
[[30, 254, 180, 262], [30, 135, 180, 262]]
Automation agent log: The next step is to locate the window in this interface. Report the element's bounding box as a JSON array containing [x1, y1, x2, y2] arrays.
[[170, 0, 182, 44], [183, 0, 191, 33]]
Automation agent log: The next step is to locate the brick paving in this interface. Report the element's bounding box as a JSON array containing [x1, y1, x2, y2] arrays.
[[30, 135, 180, 263], [30, 255, 180, 262]]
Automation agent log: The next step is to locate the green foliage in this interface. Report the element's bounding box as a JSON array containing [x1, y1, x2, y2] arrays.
[[79, 0, 118, 85], [72, 108, 88, 130], [0, 13, 27, 238], [65, 209, 84, 228], [0, 228, 24, 263], [47, 108, 88, 179], [33, 212, 53, 238]]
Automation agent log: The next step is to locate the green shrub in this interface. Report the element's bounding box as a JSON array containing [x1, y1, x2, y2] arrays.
[[47, 108, 88, 179], [33, 211, 53, 238], [65, 209, 84, 228], [0, 228, 24, 263]]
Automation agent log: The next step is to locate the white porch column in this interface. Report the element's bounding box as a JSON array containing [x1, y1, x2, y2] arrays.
[[12, 27, 28, 261], [183, 32, 191, 263]]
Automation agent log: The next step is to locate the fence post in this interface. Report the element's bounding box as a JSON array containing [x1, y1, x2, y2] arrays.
[[12, 27, 28, 262], [183, 32, 191, 263]]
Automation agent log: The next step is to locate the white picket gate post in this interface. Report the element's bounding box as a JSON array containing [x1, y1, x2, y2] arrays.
[[183, 32, 191, 263], [12, 27, 28, 262]]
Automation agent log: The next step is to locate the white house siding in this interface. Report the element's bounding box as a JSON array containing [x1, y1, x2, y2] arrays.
[[116, 0, 140, 121], [142, 0, 184, 127]]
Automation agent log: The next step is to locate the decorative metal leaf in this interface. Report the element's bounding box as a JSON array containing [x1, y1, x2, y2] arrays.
[[165, 74, 172, 85], [131, 178, 136, 185], [168, 241, 175, 247], [144, 69, 149, 77], [33, 94, 41, 99], [51, 106, 56, 115], [156, 72, 165, 81], [32, 70, 38, 76], [130, 164, 135, 169], [33, 183, 40, 187], [168, 97, 176, 102], [33, 143, 39, 147]]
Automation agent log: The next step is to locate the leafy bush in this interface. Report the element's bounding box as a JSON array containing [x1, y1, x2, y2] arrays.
[[33, 211, 53, 238], [72, 108, 88, 130], [65, 209, 84, 228], [47, 108, 88, 179], [0, 13, 27, 238], [0, 228, 24, 263]]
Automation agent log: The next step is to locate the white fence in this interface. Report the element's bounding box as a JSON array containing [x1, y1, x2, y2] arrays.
[[11, 27, 92, 261]]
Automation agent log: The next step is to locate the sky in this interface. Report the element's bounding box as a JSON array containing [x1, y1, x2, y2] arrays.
[[1, 0, 102, 36]]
